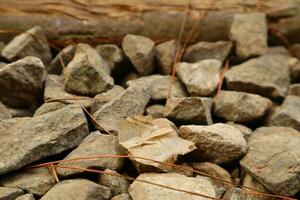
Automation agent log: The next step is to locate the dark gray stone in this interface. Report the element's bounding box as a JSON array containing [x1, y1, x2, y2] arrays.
[[99, 169, 129, 196], [95, 44, 124, 71]]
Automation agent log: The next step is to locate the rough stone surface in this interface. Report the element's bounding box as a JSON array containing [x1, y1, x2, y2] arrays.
[[4, 106, 35, 118], [288, 84, 300, 96], [111, 193, 131, 200], [267, 95, 300, 131], [0, 104, 88, 175], [265, 46, 290, 56], [178, 123, 247, 164], [93, 84, 150, 135], [99, 169, 129, 196], [230, 13, 268, 59], [164, 97, 213, 124], [34, 102, 66, 116], [90, 86, 125, 114], [177, 60, 222, 96], [155, 39, 178, 75], [0, 168, 55, 196], [0, 102, 12, 120], [122, 34, 155, 75], [226, 122, 253, 141], [57, 131, 125, 177], [0, 56, 45, 108], [118, 116, 195, 172], [222, 188, 245, 200], [129, 173, 216, 200], [240, 126, 300, 196], [145, 104, 165, 118], [1, 26, 52, 65], [291, 61, 300, 83], [0, 187, 24, 200], [126, 75, 187, 100], [40, 179, 111, 200], [48, 44, 76, 74], [224, 55, 291, 99], [183, 41, 232, 63], [15, 194, 35, 200], [64, 43, 114, 96], [213, 91, 272, 123], [95, 44, 124, 70]]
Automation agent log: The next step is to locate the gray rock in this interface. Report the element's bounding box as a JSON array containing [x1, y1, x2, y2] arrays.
[[0, 187, 24, 200], [164, 97, 213, 125], [178, 123, 247, 164], [0, 56, 45, 108], [265, 46, 290, 56], [99, 169, 129, 196], [213, 91, 272, 123], [183, 41, 232, 63], [230, 13, 268, 59], [222, 188, 244, 200], [34, 102, 66, 116], [0, 104, 88, 175], [128, 173, 216, 200], [145, 104, 165, 118], [64, 43, 114, 96], [111, 193, 131, 200], [226, 122, 253, 141], [1, 26, 52, 65], [291, 61, 300, 83], [48, 44, 76, 74], [95, 44, 124, 70], [126, 75, 187, 100], [44, 75, 91, 107], [122, 34, 155, 75], [118, 116, 195, 172], [225, 55, 291, 99], [177, 60, 222, 96], [240, 126, 300, 196], [40, 179, 111, 200], [267, 95, 300, 131], [155, 39, 178, 75], [0, 168, 55, 196], [288, 84, 300, 96], [191, 162, 232, 189], [91, 86, 125, 114], [57, 131, 125, 177], [0, 102, 12, 120], [15, 194, 35, 200], [93, 84, 150, 135]]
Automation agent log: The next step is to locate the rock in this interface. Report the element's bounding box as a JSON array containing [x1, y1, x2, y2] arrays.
[[1, 26, 52, 65], [213, 91, 272, 123], [178, 123, 247, 164], [0, 56, 45, 108], [222, 188, 245, 200], [155, 39, 178, 75], [164, 97, 213, 125], [4, 106, 35, 118], [40, 179, 111, 200], [291, 61, 300, 83], [47, 44, 76, 74], [0, 104, 89, 175], [15, 194, 35, 200], [177, 60, 222, 96], [267, 95, 300, 131], [0, 187, 24, 200], [118, 116, 195, 172], [0, 41, 5, 52], [291, 43, 300, 59], [224, 55, 291, 99], [166, 163, 194, 177], [288, 84, 300, 96], [191, 162, 233, 189], [265, 46, 290, 56], [57, 131, 125, 177], [0, 102, 12, 120], [99, 169, 129, 196], [0, 168, 55, 196], [128, 173, 216, 200], [64, 43, 114, 96], [226, 122, 253, 141], [93, 84, 150, 135], [34, 102, 66, 116], [111, 193, 131, 200], [122, 34, 155, 75], [90, 86, 125, 114], [230, 13, 268, 59], [0, 62, 6, 68], [145, 104, 165, 118], [44, 75, 91, 107], [183, 41, 232, 63], [95, 44, 124, 70], [126, 75, 187, 100], [240, 126, 300, 196], [120, 72, 139, 87]]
